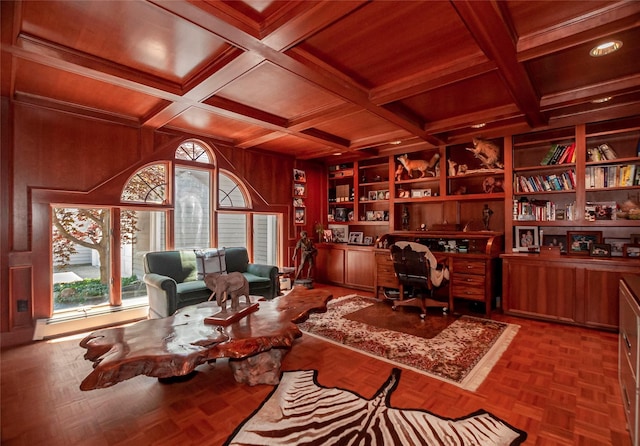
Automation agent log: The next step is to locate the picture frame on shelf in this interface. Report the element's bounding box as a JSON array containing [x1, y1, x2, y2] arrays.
[[322, 229, 333, 243], [542, 234, 566, 253], [368, 191, 377, 201], [328, 224, 347, 243], [293, 168, 306, 183], [411, 188, 431, 198], [334, 207, 347, 222], [364, 236, 373, 245], [590, 243, 611, 257], [348, 231, 364, 245], [623, 244, 640, 258], [604, 238, 629, 257], [567, 231, 602, 255], [293, 183, 305, 197], [365, 210, 375, 221], [514, 226, 539, 251], [293, 198, 305, 208], [294, 208, 305, 224]]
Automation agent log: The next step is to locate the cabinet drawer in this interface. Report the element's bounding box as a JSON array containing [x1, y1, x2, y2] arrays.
[[452, 283, 485, 300], [621, 284, 640, 378], [452, 258, 485, 276], [620, 359, 638, 444], [377, 272, 399, 288]]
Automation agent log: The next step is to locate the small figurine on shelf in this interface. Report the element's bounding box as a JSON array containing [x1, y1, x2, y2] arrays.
[[482, 204, 494, 230], [395, 164, 404, 181], [397, 153, 439, 178], [292, 230, 318, 286], [465, 137, 504, 169], [401, 206, 410, 230]]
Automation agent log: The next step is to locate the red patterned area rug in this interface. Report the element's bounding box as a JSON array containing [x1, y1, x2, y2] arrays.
[[298, 295, 520, 391], [225, 367, 527, 445]]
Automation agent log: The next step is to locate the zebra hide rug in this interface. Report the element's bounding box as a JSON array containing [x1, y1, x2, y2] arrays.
[[224, 367, 527, 445]]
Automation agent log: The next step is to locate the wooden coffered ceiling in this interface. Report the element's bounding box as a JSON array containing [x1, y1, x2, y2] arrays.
[[2, 1, 640, 161]]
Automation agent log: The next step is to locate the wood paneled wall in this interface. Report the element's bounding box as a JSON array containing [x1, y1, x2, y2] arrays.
[[1, 99, 325, 346]]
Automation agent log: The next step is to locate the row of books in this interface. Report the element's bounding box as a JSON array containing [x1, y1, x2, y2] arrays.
[[586, 143, 617, 162], [585, 164, 640, 189], [514, 169, 576, 193], [540, 142, 576, 165], [512, 199, 576, 221]]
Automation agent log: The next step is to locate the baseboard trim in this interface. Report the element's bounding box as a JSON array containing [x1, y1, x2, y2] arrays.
[[33, 306, 149, 340]]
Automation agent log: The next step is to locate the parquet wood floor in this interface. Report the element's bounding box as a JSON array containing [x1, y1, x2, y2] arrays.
[[1, 284, 630, 445]]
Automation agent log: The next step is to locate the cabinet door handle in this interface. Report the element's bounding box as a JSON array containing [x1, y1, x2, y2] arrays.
[[623, 383, 631, 411], [623, 331, 632, 354]]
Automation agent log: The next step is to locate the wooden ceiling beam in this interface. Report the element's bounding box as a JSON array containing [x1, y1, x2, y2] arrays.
[[370, 57, 496, 105], [540, 73, 640, 110], [152, 0, 444, 146], [451, 0, 547, 128], [516, 2, 640, 62]]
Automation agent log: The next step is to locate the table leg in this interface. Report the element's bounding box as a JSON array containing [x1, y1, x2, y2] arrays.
[[228, 348, 288, 386]]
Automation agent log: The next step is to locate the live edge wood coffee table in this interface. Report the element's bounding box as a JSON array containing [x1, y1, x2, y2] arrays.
[[78, 286, 332, 390]]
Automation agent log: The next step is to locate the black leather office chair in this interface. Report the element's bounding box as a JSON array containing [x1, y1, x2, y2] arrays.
[[389, 242, 450, 319]]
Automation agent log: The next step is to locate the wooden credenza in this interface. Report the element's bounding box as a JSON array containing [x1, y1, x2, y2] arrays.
[[315, 243, 375, 291], [374, 231, 503, 316], [620, 275, 640, 445], [502, 255, 640, 331]]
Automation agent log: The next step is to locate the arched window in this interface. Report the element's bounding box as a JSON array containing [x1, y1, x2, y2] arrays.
[[219, 170, 249, 208], [120, 163, 167, 204], [175, 140, 212, 164]]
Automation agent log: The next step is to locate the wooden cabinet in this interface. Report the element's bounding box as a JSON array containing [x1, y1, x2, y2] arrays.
[[315, 244, 375, 292], [619, 275, 640, 446], [502, 255, 640, 330], [375, 231, 503, 316], [374, 250, 399, 299]]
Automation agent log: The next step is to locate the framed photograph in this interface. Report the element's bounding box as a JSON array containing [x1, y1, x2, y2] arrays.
[[333, 207, 347, 222], [293, 168, 306, 183], [377, 190, 387, 200], [542, 234, 566, 253], [293, 198, 305, 208], [322, 229, 333, 243], [514, 226, 539, 251], [368, 191, 377, 201], [590, 243, 611, 257], [329, 224, 347, 243], [364, 236, 373, 245], [604, 238, 629, 257], [624, 244, 640, 258], [293, 183, 305, 197], [567, 231, 602, 255], [365, 210, 375, 221], [411, 189, 430, 198], [294, 208, 305, 224], [348, 231, 364, 244]]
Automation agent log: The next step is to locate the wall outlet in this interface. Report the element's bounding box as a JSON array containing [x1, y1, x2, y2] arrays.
[[17, 300, 28, 312]]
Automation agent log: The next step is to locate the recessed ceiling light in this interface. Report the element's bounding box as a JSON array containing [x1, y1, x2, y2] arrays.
[[390, 140, 402, 145], [591, 96, 612, 103], [333, 152, 342, 156], [471, 123, 486, 129], [589, 40, 622, 57]]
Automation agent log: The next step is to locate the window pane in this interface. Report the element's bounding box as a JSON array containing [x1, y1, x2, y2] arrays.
[[52, 207, 110, 312], [217, 213, 247, 248], [175, 167, 211, 249], [175, 141, 212, 164], [219, 172, 247, 208], [121, 164, 167, 204], [121, 210, 165, 305], [253, 214, 278, 265]]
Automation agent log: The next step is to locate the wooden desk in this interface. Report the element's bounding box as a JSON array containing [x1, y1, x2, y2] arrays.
[[79, 286, 332, 390], [374, 231, 503, 316]]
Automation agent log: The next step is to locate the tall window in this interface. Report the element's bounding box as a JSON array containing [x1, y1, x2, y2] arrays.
[[174, 167, 211, 249]]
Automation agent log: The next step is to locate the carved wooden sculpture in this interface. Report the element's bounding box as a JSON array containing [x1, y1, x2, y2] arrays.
[[79, 287, 332, 390]]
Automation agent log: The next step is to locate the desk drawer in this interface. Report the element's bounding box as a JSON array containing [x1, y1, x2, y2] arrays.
[[452, 258, 485, 276], [452, 274, 485, 300], [377, 271, 399, 288]]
